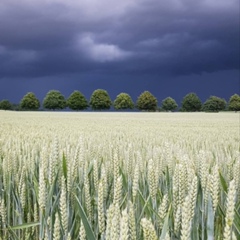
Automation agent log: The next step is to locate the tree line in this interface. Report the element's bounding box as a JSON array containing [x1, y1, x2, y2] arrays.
[[0, 89, 240, 112]]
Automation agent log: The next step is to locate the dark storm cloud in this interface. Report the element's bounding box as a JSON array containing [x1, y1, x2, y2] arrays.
[[0, 70, 238, 105], [0, 0, 239, 79]]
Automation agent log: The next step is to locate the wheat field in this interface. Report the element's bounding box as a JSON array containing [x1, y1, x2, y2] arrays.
[[0, 111, 239, 239]]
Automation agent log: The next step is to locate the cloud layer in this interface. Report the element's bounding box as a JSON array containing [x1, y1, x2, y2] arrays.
[[0, 0, 239, 78], [0, 0, 239, 105]]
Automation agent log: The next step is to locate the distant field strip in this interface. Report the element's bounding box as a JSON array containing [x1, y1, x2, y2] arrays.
[[0, 111, 239, 239]]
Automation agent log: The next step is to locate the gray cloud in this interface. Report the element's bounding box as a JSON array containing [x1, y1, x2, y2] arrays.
[[0, 0, 239, 79], [75, 34, 133, 62]]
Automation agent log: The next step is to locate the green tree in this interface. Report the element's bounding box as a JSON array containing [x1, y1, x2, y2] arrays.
[[113, 93, 134, 110], [20, 92, 40, 110], [202, 96, 227, 112], [67, 91, 88, 110], [161, 97, 178, 111], [181, 93, 202, 112], [228, 94, 240, 111], [0, 100, 12, 110], [136, 91, 158, 111], [43, 90, 66, 110], [89, 89, 112, 110]]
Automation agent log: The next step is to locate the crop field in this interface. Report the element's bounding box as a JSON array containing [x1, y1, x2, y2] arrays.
[[0, 111, 239, 239]]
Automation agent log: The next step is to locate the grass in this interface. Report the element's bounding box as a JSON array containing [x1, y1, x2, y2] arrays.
[[0, 111, 239, 239]]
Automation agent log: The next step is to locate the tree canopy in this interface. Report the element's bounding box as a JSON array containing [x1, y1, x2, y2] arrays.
[[89, 89, 112, 110], [67, 91, 88, 110], [20, 92, 40, 110], [113, 93, 134, 110], [136, 91, 158, 111], [228, 94, 240, 111], [3, 88, 240, 112], [181, 93, 202, 112], [0, 100, 12, 110], [161, 97, 178, 111], [43, 90, 66, 110], [202, 96, 226, 112]]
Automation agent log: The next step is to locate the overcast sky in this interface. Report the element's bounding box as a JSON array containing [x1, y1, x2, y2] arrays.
[[0, 0, 239, 104]]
